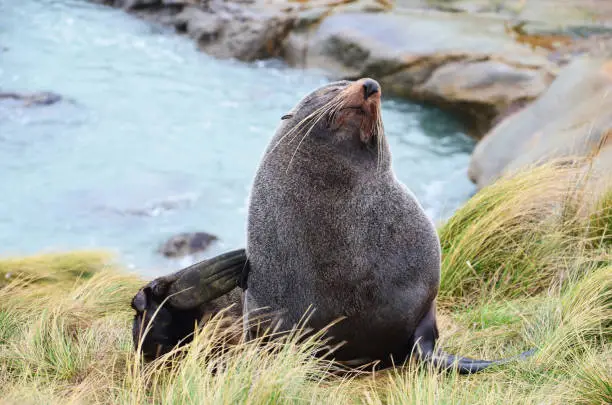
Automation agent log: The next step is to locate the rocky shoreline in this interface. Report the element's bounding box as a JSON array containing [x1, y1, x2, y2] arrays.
[[92, 0, 612, 198]]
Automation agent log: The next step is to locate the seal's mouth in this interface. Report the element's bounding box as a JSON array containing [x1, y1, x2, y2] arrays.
[[341, 106, 367, 114]]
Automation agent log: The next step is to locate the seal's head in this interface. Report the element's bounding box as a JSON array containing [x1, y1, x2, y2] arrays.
[[271, 78, 388, 174]]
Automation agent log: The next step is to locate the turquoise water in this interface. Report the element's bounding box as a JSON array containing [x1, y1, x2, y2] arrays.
[[0, 0, 475, 276]]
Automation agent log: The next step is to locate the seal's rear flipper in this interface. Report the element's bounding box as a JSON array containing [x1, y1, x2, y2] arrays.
[[412, 305, 536, 374], [131, 285, 205, 361], [148, 248, 249, 310], [131, 249, 249, 360]]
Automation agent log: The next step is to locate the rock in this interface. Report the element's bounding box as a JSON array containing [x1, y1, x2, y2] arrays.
[[0, 91, 63, 107], [285, 9, 556, 137], [174, 6, 225, 42], [549, 34, 612, 65], [162, 0, 196, 5], [491, 0, 612, 28], [394, 0, 612, 28], [117, 0, 296, 61], [158, 232, 219, 258], [218, 14, 294, 61], [114, 0, 162, 10], [468, 57, 612, 193], [173, 2, 294, 61]]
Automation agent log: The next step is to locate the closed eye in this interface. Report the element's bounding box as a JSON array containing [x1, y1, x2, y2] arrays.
[[281, 114, 293, 120], [343, 106, 366, 115]]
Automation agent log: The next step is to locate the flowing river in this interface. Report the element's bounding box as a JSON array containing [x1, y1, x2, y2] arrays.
[[0, 0, 475, 276]]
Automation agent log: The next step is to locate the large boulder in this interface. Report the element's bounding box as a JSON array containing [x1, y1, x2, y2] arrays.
[[468, 57, 612, 192], [174, 4, 294, 61], [285, 8, 556, 136]]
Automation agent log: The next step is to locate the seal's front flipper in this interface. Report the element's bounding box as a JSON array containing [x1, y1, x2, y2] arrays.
[[411, 305, 536, 374], [165, 248, 249, 309]]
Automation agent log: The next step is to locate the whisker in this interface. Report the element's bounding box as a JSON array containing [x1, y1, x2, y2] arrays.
[[284, 101, 340, 153], [285, 108, 337, 171], [371, 104, 383, 172], [285, 100, 341, 173], [376, 111, 383, 171], [267, 98, 341, 156], [285, 99, 341, 139], [267, 112, 320, 154]]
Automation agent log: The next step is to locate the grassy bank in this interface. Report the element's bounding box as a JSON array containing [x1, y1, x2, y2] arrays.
[[1, 164, 610, 404]]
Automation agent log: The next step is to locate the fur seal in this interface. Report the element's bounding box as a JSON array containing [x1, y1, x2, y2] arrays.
[[244, 77, 533, 372], [131, 79, 534, 373]]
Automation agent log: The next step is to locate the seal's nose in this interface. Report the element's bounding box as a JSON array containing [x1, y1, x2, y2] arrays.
[[362, 79, 380, 100]]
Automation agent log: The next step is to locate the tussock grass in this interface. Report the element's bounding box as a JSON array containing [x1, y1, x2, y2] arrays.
[[589, 190, 612, 248], [0, 251, 112, 288], [439, 162, 610, 301], [1, 163, 610, 404], [566, 344, 612, 405]]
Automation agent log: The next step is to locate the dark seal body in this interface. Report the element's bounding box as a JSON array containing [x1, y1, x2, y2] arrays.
[[245, 79, 441, 366], [131, 79, 533, 372]]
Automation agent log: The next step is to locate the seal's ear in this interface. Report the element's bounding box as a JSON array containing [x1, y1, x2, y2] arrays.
[[131, 287, 150, 312], [281, 114, 293, 120]]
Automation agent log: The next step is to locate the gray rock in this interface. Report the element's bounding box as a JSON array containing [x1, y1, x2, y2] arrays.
[[549, 34, 612, 65], [0, 91, 63, 106], [394, 0, 612, 28], [469, 57, 612, 194], [173, 3, 293, 61], [174, 6, 224, 43], [118, 0, 162, 10], [285, 9, 555, 137], [158, 232, 219, 258], [162, 0, 196, 5]]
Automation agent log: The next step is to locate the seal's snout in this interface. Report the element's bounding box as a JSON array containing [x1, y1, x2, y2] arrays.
[[362, 79, 380, 100], [341, 78, 382, 105], [335, 78, 384, 144]]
